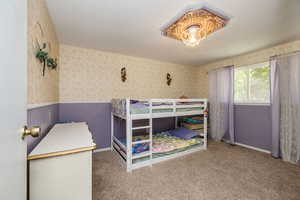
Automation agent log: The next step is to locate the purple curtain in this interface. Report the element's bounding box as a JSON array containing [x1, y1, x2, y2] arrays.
[[209, 66, 235, 143], [271, 53, 300, 164], [270, 57, 280, 158]]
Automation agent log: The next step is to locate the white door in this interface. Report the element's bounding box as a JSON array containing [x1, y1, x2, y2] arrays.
[[0, 1, 27, 200]]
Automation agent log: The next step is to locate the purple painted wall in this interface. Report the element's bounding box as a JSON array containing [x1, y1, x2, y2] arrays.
[[59, 103, 111, 149], [28, 103, 272, 153], [234, 105, 271, 151], [27, 104, 59, 153]]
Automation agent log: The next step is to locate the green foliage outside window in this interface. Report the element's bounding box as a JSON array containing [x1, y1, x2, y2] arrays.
[[234, 63, 270, 103]]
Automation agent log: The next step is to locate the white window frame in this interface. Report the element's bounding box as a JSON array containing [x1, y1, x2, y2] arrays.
[[234, 62, 271, 105]]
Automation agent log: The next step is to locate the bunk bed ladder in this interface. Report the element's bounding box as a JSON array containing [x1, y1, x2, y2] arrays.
[[203, 100, 208, 150], [174, 100, 178, 128], [149, 100, 153, 167], [127, 99, 153, 171], [126, 98, 133, 172], [111, 112, 114, 151]]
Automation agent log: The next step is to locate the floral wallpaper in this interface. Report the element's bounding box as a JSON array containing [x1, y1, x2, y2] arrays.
[[27, 0, 59, 104], [196, 40, 300, 98], [59, 44, 199, 102]]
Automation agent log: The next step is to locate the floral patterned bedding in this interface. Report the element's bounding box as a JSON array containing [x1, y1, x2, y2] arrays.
[[152, 132, 201, 153], [119, 132, 202, 155]]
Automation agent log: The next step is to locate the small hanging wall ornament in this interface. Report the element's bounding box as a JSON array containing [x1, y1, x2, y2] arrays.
[[166, 73, 172, 86], [121, 67, 127, 82], [36, 43, 48, 76], [36, 43, 58, 76]]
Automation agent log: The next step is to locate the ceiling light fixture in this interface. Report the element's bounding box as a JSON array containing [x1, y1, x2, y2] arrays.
[[182, 25, 202, 47], [162, 7, 229, 47]]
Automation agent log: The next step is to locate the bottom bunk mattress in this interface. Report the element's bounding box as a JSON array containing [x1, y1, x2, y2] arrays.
[[116, 131, 203, 156]]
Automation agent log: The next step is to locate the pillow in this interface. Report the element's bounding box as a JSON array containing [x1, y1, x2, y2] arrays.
[[182, 117, 204, 124], [130, 100, 139, 104], [169, 127, 199, 139]]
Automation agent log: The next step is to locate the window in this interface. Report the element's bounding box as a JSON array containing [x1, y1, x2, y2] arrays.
[[234, 62, 270, 104]]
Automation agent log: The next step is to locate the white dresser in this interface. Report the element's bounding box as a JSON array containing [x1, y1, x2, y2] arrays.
[[28, 122, 96, 200]]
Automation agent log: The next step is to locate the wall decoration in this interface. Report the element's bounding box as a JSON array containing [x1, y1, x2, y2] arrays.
[[28, 0, 60, 104], [36, 43, 58, 76], [47, 57, 58, 69], [166, 73, 172, 86], [121, 67, 127, 82]]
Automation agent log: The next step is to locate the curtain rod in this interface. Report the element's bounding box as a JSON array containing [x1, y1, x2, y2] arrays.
[[205, 50, 300, 74], [206, 65, 233, 74], [274, 50, 300, 59]]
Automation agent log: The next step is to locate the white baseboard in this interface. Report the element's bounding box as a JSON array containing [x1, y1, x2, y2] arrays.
[[93, 147, 111, 153], [235, 142, 271, 154]]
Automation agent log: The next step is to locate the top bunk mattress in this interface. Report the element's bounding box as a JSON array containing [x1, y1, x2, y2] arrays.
[[111, 99, 206, 117]]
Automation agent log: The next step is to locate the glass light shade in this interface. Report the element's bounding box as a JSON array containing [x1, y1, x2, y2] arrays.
[[182, 25, 201, 47]]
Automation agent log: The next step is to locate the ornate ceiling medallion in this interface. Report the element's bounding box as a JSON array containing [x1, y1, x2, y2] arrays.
[[162, 7, 229, 47]]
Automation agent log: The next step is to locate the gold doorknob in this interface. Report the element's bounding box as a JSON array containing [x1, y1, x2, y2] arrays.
[[22, 126, 40, 140]]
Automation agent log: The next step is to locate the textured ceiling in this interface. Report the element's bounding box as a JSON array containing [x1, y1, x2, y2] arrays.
[[46, 0, 300, 66]]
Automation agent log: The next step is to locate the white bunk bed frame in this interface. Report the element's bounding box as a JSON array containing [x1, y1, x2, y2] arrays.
[[111, 98, 208, 172]]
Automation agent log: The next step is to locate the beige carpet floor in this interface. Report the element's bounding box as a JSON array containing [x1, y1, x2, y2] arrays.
[[93, 142, 300, 200]]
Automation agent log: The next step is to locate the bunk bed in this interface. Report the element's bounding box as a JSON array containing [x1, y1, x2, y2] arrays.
[[111, 98, 208, 172]]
